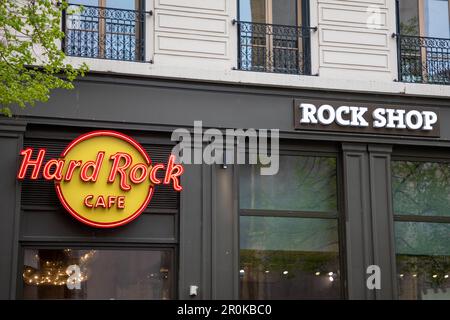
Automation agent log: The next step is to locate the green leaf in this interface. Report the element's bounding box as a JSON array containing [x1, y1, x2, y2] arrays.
[[0, 0, 88, 116]]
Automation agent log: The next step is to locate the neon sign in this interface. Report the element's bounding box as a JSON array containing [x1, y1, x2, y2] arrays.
[[17, 131, 184, 228]]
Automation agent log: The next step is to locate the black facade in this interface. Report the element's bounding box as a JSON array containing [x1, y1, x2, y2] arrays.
[[1, 74, 450, 300]]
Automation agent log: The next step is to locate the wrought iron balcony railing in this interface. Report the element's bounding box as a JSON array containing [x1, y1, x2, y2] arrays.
[[397, 34, 450, 85], [63, 4, 147, 62], [235, 21, 315, 75]]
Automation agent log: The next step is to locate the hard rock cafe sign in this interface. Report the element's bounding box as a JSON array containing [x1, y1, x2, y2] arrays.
[[17, 130, 184, 228]]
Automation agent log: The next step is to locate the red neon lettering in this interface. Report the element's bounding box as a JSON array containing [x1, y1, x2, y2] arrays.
[[17, 148, 46, 180], [42, 159, 65, 181], [117, 196, 125, 209], [108, 152, 132, 191], [95, 195, 106, 208], [84, 195, 94, 208], [150, 164, 165, 184], [64, 160, 82, 181], [107, 196, 116, 208], [80, 152, 105, 182], [129, 164, 148, 184], [163, 155, 184, 191]]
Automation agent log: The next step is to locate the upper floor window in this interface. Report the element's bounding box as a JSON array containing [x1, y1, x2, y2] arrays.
[[64, 0, 146, 62], [236, 0, 313, 75], [397, 0, 450, 85]]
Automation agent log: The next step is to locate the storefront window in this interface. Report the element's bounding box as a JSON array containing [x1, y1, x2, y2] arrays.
[[239, 155, 342, 299], [239, 156, 337, 212], [392, 161, 450, 217], [21, 248, 174, 300], [392, 160, 450, 300]]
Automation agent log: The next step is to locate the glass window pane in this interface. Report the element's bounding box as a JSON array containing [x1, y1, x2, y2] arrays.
[[392, 161, 450, 217], [106, 0, 136, 10], [398, 0, 420, 35], [22, 248, 174, 299], [424, 0, 450, 38], [68, 1, 137, 10], [69, 0, 99, 6], [395, 222, 450, 300], [239, 0, 267, 72], [240, 216, 341, 299], [239, 156, 337, 212], [272, 0, 297, 26], [240, 0, 266, 23]]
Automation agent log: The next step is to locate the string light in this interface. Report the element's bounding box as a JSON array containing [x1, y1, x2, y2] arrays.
[[23, 250, 96, 286], [24, 269, 89, 286]]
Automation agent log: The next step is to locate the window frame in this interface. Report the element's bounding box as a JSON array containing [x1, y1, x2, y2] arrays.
[[396, 0, 450, 83], [237, 0, 312, 74], [391, 155, 450, 224], [391, 149, 450, 299], [63, 0, 146, 61], [236, 144, 347, 299]]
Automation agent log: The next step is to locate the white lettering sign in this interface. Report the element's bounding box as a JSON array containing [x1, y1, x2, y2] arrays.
[[295, 102, 439, 135]]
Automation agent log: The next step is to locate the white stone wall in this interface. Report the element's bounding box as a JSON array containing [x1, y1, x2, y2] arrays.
[[152, 0, 235, 69]]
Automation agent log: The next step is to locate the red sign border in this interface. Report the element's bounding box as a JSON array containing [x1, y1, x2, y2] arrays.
[[55, 130, 154, 228]]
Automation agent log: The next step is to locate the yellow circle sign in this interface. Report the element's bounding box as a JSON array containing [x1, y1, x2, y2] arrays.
[[55, 131, 153, 228]]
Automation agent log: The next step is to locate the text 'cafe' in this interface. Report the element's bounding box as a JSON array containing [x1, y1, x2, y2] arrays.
[[0, 79, 449, 300]]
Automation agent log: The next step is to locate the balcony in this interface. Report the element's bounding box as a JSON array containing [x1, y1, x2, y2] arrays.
[[397, 34, 450, 85], [235, 21, 314, 75], [62, 4, 147, 62]]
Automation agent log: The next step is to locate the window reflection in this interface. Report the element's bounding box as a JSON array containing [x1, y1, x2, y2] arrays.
[[398, 0, 450, 37], [240, 0, 266, 23], [399, 0, 420, 36], [69, 0, 136, 9], [392, 161, 450, 217], [240, 216, 341, 299], [22, 248, 174, 300], [239, 154, 342, 299], [392, 160, 450, 300], [239, 156, 337, 212], [395, 222, 450, 300], [425, 0, 450, 39]]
